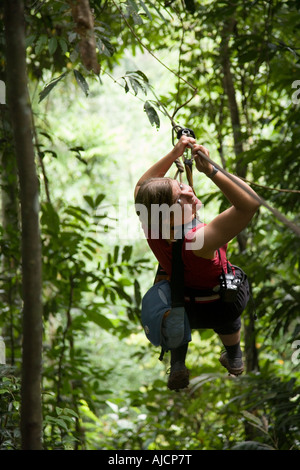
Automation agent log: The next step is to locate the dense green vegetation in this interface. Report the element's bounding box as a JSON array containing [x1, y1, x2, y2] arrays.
[[0, 0, 299, 450]]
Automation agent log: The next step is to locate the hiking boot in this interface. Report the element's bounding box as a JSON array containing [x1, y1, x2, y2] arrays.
[[167, 361, 189, 391], [219, 351, 244, 376]]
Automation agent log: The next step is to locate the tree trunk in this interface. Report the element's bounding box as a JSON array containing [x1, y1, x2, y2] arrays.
[[220, 19, 246, 179], [0, 102, 21, 367], [4, 0, 43, 450]]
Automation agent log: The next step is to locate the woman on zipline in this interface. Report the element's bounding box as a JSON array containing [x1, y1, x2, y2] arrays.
[[134, 134, 260, 390]]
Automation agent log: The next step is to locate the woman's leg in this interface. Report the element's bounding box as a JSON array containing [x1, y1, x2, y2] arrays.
[[218, 330, 240, 346], [217, 275, 249, 375], [170, 342, 188, 365], [218, 329, 244, 375], [168, 343, 189, 390]]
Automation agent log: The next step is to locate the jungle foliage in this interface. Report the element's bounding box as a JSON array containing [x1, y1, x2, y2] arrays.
[[0, 0, 299, 450]]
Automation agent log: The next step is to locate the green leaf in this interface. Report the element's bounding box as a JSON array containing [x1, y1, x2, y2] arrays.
[[54, 418, 69, 432], [122, 245, 133, 262], [25, 34, 36, 48], [97, 37, 115, 57], [126, 0, 143, 24], [39, 72, 68, 103], [184, 0, 196, 14], [43, 149, 57, 159], [83, 195, 95, 208], [126, 71, 148, 95], [113, 246, 119, 262], [113, 286, 132, 303], [63, 408, 79, 419], [134, 279, 141, 305], [127, 0, 139, 12], [144, 101, 160, 129], [138, 0, 152, 20], [147, 0, 167, 23], [117, 277, 132, 286], [242, 410, 264, 428], [73, 70, 89, 97], [132, 11, 143, 24], [64, 207, 89, 225], [56, 406, 63, 416], [106, 400, 118, 413], [200, 329, 215, 340], [85, 309, 114, 330], [35, 34, 47, 55], [241, 411, 270, 436], [133, 70, 149, 83], [58, 37, 68, 54], [48, 37, 58, 55], [82, 250, 93, 261], [129, 77, 143, 95], [95, 194, 105, 206], [231, 441, 275, 450], [41, 202, 60, 233], [123, 78, 130, 93]]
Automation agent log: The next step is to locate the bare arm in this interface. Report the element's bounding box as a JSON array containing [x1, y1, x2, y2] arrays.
[[192, 144, 260, 257], [134, 135, 196, 198]]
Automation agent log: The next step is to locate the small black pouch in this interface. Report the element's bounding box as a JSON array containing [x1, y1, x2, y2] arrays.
[[217, 250, 247, 303]]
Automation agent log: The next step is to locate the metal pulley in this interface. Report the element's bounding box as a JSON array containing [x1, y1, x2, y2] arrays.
[[176, 127, 196, 140]]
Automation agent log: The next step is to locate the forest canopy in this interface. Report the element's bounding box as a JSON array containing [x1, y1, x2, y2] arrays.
[[0, 0, 299, 451]]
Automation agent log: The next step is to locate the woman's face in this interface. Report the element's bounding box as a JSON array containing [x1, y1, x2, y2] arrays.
[[159, 180, 201, 239], [137, 178, 202, 240], [171, 180, 201, 226]]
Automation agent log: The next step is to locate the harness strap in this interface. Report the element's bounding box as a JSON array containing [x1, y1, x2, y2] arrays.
[[170, 227, 185, 309], [159, 228, 185, 361]]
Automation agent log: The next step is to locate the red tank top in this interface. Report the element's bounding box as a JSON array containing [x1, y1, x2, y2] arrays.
[[146, 222, 231, 290]]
